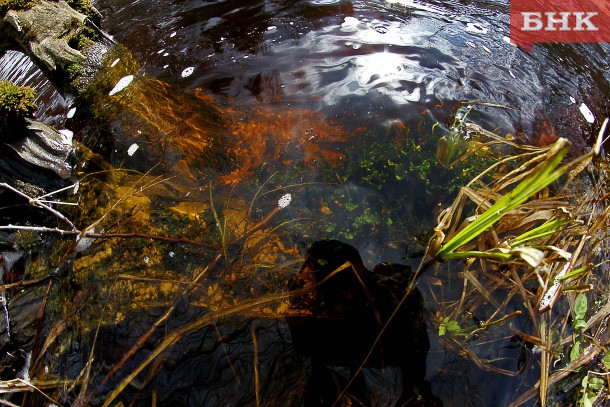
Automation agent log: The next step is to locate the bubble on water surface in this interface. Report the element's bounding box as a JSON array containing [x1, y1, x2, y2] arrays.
[[109, 75, 134, 95], [181, 67, 194, 77], [309, 0, 342, 5]]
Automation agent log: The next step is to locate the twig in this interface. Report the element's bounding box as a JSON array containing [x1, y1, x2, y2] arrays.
[[0, 225, 78, 235], [0, 274, 54, 293], [87, 232, 217, 249], [0, 183, 76, 231], [252, 327, 260, 407], [0, 398, 19, 407], [84, 253, 222, 405], [29, 280, 53, 378]]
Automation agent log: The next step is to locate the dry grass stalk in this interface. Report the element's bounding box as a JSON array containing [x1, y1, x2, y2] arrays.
[[424, 118, 610, 405]]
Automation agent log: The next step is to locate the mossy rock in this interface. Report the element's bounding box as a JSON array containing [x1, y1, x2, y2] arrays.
[[0, 81, 36, 128], [0, 0, 38, 16]]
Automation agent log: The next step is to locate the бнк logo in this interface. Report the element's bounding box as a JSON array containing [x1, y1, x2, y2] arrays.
[[510, 0, 610, 50]]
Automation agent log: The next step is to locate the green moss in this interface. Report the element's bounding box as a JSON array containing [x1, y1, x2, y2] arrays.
[[0, 0, 38, 16], [65, 0, 96, 20], [68, 27, 97, 51], [0, 81, 36, 126], [64, 62, 82, 81]]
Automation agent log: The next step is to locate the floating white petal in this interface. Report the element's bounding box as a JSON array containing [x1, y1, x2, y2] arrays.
[[109, 75, 134, 96], [75, 229, 96, 253], [127, 143, 139, 156], [579, 103, 595, 124], [278, 193, 292, 209], [181, 67, 194, 78], [67, 107, 76, 118]]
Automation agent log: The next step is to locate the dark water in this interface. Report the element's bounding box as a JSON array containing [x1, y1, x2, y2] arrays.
[[1, 0, 609, 405]]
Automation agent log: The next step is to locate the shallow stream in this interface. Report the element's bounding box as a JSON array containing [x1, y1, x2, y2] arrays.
[[1, 0, 609, 405]]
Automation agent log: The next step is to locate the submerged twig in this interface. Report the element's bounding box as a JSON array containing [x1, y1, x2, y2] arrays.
[[0, 183, 76, 231]]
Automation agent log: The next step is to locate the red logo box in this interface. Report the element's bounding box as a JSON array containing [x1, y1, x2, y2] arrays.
[[510, 0, 610, 50]]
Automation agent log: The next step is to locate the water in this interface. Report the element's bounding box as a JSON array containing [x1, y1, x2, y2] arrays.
[[0, 0, 609, 405]]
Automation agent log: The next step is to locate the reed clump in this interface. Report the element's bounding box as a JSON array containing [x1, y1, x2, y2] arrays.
[[421, 117, 610, 406]]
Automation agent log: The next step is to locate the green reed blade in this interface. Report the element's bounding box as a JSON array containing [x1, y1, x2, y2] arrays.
[[435, 138, 571, 260]]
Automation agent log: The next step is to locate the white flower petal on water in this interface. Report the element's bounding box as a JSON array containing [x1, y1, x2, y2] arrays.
[[109, 75, 134, 96], [278, 193, 292, 209], [67, 107, 76, 118], [465, 22, 488, 34], [110, 58, 120, 67], [127, 143, 139, 156], [181, 67, 194, 78], [579, 103, 595, 124], [75, 229, 96, 253]]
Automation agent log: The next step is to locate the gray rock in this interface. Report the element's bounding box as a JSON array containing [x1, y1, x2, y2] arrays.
[[5, 119, 73, 178]]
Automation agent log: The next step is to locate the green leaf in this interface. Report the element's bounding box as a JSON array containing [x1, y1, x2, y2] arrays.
[[438, 325, 447, 336], [573, 319, 588, 332], [570, 341, 581, 361], [510, 217, 571, 247], [574, 293, 588, 321], [588, 377, 605, 391], [583, 395, 593, 407], [446, 320, 462, 333]]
